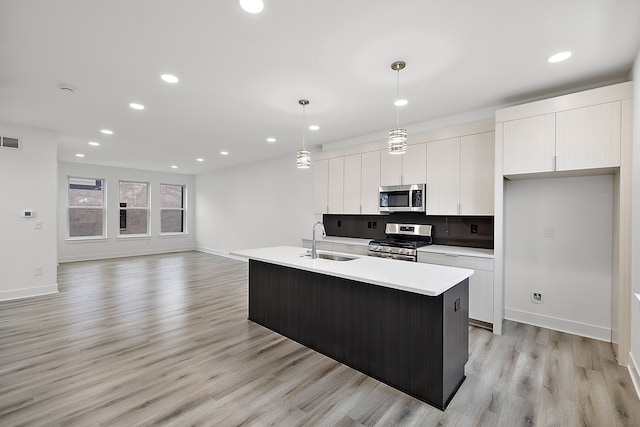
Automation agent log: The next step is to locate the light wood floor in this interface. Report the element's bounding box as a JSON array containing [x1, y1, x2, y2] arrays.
[[1, 251, 639, 426]]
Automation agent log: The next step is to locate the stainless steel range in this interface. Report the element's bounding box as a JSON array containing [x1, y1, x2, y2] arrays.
[[368, 223, 433, 262]]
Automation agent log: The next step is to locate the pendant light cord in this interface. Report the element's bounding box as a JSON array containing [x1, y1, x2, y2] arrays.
[[395, 69, 400, 128], [302, 103, 306, 150]]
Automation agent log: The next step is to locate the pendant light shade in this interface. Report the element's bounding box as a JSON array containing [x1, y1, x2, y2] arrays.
[[388, 61, 407, 154], [297, 99, 311, 169]]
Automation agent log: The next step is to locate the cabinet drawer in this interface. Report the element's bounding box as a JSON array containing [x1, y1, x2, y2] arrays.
[[457, 256, 494, 272], [417, 252, 460, 267]]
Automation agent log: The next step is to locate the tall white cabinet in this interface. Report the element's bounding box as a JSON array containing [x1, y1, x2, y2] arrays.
[[427, 132, 494, 215]]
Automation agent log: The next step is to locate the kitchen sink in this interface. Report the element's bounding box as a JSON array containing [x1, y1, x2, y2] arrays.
[[301, 252, 357, 261], [317, 253, 357, 261]]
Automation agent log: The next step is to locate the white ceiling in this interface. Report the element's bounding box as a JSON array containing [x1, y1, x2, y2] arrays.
[[1, 0, 639, 174]]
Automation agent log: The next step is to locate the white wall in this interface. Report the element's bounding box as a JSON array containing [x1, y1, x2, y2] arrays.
[[630, 49, 640, 395], [504, 175, 613, 341], [0, 122, 58, 301], [196, 154, 315, 254], [58, 162, 196, 262]]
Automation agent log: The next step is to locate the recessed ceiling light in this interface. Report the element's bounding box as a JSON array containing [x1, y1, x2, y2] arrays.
[[394, 99, 408, 107], [161, 74, 179, 83], [196, 158, 204, 162], [88, 141, 100, 146], [171, 165, 178, 169], [220, 151, 229, 156], [266, 137, 276, 143], [100, 129, 113, 135], [75, 153, 85, 158], [548, 51, 572, 63], [309, 125, 320, 131], [239, 0, 264, 14], [129, 103, 145, 110]]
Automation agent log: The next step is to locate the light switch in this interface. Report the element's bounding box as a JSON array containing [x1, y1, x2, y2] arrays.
[[543, 227, 554, 238], [34, 220, 42, 229]]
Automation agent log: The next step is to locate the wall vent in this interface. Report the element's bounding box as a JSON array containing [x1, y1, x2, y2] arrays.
[[0, 135, 21, 150]]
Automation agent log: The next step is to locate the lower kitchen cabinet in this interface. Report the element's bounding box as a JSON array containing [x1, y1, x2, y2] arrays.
[[418, 252, 494, 326]]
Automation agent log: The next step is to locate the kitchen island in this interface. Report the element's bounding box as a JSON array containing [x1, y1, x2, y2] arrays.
[[231, 246, 473, 410]]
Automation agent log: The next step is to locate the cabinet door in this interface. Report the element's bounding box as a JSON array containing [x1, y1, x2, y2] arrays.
[[327, 157, 344, 214], [426, 138, 460, 215], [402, 143, 427, 184], [468, 269, 494, 324], [502, 113, 555, 175], [460, 132, 495, 215], [380, 150, 403, 186], [361, 151, 381, 214], [313, 159, 328, 214], [343, 154, 362, 214], [556, 101, 621, 171]]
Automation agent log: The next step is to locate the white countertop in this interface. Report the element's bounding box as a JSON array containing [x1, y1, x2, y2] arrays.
[[303, 236, 494, 258], [231, 246, 473, 297]]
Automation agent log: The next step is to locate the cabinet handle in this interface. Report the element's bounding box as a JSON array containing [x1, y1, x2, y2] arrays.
[[553, 155, 557, 171]]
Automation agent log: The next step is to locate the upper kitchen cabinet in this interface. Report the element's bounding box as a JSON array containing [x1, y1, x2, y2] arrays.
[[427, 132, 494, 215], [460, 132, 495, 215], [380, 143, 427, 186], [555, 101, 621, 171], [497, 82, 631, 178], [343, 154, 362, 214], [327, 157, 344, 213], [502, 114, 555, 175], [313, 159, 329, 214], [313, 157, 344, 214], [360, 151, 381, 214]]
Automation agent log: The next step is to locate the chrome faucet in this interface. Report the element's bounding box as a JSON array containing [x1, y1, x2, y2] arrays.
[[311, 221, 326, 259]]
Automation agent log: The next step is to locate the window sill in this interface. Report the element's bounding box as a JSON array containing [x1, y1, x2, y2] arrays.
[[117, 234, 151, 241], [66, 237, 108, 243], [159, 233, 189, 239]]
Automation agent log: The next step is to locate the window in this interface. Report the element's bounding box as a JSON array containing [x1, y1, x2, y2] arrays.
[[160, 184, 185, 233], [119, 181, 149, 235], [68, 177, 105, 238]]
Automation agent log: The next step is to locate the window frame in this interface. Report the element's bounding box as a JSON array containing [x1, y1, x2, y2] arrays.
[[66, 176, 106, 240], [118, 180, 151, 237], [159, 183, 187, 235]]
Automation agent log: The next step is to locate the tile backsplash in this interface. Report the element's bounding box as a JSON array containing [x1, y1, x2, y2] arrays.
[[323, 213, 494, 249]]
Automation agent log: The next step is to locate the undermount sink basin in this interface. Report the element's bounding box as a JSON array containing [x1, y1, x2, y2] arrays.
[[301, 252, 357, 261], [317, 253, 357, 261]]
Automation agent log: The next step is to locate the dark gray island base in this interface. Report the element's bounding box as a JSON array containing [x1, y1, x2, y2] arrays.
[[248, 259, 469, 410]]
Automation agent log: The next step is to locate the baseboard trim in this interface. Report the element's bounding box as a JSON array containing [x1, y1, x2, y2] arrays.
[[505, 308, 611, 341], [197, 247, 248, 262], [630, 352, 640, 401], [0, 284, 58, 302], [58, 247, 197, 263]]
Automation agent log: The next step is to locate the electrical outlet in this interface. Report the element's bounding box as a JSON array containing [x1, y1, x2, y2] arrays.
[[531, 292, 543, 304], [367, 221, 372, 229], [34, 267, 42, 276], [337, 220, 341, 227], [470, 224, 478, 234], [373, 221, 377, 229]]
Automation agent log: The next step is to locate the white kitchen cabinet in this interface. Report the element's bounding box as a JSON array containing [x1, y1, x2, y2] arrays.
[[380, 150, 403, 186], [502, 113, 556, 175], [343, 154, 362, 214], [327, 157, 344, 213], [379, 143, 427, 186], [502, 101, 622, 176], [426, 138, 460, 215], [556, 101, 621, 171], [460, 132, 495, 215], [313, 159, 329, 214], [361, 151, 381, 214], [418, 251, 494, 325], [427, 133, 494, 215]]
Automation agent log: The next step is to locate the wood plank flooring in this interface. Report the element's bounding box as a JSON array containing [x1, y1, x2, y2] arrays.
[[1, 251, 639, 426]]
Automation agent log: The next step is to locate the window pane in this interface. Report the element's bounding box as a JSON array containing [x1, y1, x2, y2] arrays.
[[161, 210, 184, 233], [119, 210, 148, 235], [69, 208, 104, 237], [68, 178, 103, 207], [119, 182, 148, 208], [161, 185, 184, 208]]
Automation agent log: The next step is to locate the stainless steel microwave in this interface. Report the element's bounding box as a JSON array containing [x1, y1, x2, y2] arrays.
[[379, 184, 426, 213]]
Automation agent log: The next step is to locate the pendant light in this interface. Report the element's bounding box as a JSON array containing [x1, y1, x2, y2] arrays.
[[297, 99, 311, 169], [388, 61, 407, 154]]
